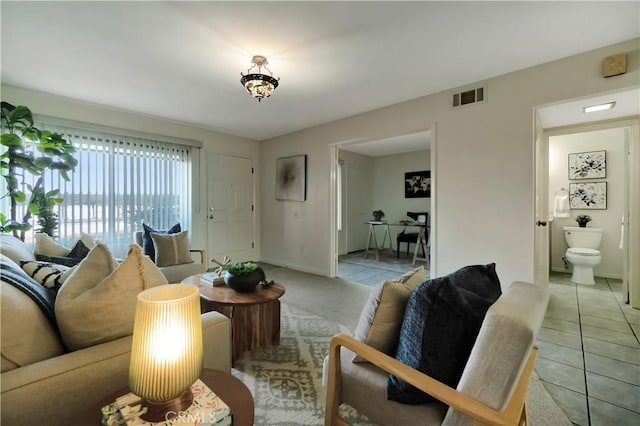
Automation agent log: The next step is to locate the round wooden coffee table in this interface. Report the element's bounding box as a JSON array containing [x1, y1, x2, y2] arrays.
[[76, 369, 254, 425], [182, 274, 286, 363]]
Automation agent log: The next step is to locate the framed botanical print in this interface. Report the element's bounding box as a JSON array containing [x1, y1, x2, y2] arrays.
[[568, 150, 606, 180], [569, 182, 607, 210]]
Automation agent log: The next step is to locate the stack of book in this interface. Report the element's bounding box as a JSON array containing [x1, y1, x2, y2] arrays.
[[101, 379, 232, 426], [200, 272, 225, 286]]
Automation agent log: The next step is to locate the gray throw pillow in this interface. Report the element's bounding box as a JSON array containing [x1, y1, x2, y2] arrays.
[[387, 263, 501, 404], [150, 231, 193, 267], [142, 223, 181, 262]]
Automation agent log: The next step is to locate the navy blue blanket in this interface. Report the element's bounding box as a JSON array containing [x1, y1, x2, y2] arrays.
[[1, 262, 57, 326]]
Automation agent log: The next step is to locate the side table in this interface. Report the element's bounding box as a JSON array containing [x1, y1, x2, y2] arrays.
[[76, 369, 254, 425], [182, 274, 286, 363]]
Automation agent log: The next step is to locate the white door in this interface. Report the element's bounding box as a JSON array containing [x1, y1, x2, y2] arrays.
[[337, 161, 348, 255], [534, 112, 550, 286], [346, 166, 372, 252], [207, 154, 255, 266]]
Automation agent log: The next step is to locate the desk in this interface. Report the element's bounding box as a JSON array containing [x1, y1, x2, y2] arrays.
[[365, 221, 394, 260]]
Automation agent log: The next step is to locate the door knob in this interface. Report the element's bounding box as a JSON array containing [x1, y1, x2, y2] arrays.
[[536, 220, 547, 227], [208, 214, 215, 219]]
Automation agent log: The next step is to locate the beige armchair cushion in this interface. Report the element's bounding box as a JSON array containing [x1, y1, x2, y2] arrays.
[[55, 243, 168, 351], [352, 266, 425, 362]]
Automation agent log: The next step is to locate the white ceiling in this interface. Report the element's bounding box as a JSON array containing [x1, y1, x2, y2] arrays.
[[1, 2, 639, 142], [340, 131, 431, 157], [537, 88, 640, 129]]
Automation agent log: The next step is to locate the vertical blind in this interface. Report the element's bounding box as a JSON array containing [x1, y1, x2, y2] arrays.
[[9, 124, 192, 257]]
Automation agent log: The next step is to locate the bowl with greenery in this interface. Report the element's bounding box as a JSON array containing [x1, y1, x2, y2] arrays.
[[224, 261, 264, 292]]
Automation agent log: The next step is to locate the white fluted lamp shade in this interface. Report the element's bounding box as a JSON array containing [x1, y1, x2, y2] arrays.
[[129, 284, 203, 419]]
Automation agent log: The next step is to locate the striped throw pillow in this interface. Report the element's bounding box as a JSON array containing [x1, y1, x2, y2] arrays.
[[20, 261, 74, 292]]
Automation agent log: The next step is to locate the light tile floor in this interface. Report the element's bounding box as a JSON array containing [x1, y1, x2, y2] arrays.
[[338, 256, 640, 425], [338, 249, 423, 286], [538, 272, 640, 426]]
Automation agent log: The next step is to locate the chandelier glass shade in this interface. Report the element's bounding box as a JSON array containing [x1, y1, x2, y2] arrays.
[[241, 55, 280, 102]]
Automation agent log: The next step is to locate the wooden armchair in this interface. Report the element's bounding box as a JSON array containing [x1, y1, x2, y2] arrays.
[[324, 282, 549, 426]]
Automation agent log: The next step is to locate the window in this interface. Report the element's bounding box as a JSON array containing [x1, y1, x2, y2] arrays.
[[4, 123, 193, 257]]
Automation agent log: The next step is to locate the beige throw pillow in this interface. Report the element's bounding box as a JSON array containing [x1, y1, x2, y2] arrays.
[[79, 232, 97, 249], [34, 233, 70, 256], [55, 243, 168, 351], [151, 231, 193, 267], [352, 266, 426, 363], [0, 234, 36, 263]]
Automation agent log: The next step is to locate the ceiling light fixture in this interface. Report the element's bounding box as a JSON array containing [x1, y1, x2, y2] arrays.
[[583, 101, 616, 113], [240, 55, 280, 102]]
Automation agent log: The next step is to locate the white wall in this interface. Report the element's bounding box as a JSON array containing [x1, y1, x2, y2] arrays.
[[259, 38, 639, 286], [372, 150, 430, 241], [549, 127, 626, 279], [1, 85, 261, 259]]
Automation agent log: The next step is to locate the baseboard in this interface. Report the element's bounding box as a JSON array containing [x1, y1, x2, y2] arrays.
[[551, 266, 571, 274], [551, 266, 622, 281], [259, 257, 328, 277]]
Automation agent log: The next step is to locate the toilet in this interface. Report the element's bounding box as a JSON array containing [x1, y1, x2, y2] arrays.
[[563, 226, 603, 285]]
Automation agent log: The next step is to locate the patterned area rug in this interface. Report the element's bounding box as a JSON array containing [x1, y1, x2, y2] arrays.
[[231, 303, 368, 425]]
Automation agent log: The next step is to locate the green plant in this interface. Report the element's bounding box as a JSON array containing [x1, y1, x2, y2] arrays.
[[0, 102, 77, 239], [372, 209, 385, 221], [226, 261, 259, 275], [575, 214, 592, 226]]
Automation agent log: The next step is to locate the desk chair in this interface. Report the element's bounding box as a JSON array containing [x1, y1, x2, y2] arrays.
[[396, 212, 428, 259]]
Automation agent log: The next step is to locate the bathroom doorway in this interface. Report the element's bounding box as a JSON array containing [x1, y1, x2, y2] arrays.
[[547, 125, 627, 280], [535, 90, 640, 307]]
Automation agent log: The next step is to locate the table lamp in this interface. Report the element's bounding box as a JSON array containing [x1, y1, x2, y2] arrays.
[[129, 284, 203, 422]]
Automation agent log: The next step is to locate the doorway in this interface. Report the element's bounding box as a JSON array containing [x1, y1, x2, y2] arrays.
[[535, 93, 640, 307], [329, 128, 436, 281], [206, 153, 256, 266]]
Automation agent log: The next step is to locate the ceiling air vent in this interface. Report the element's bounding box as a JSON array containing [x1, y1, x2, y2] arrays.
[[452, 86, 485, 108]]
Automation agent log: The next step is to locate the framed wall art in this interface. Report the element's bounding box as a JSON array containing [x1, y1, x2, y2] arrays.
[[405, 170, 430, 198], [568, 150, 606, 180], [569, 182, 607, 210], [275, 154, 307, 201]]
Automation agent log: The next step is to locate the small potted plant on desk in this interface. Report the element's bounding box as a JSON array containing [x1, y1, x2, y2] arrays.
[[224, 261, 273, 292], [575, 214, 592, 228], [372, 210, 385, 222]]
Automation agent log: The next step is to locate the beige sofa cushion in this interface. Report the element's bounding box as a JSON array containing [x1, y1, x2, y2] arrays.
[[55, 243, 168, 351], [0, 233, 36, 263], [1, 256, 65, 372], [151, 230, 193, 267], [352, 266, 425, 362]]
